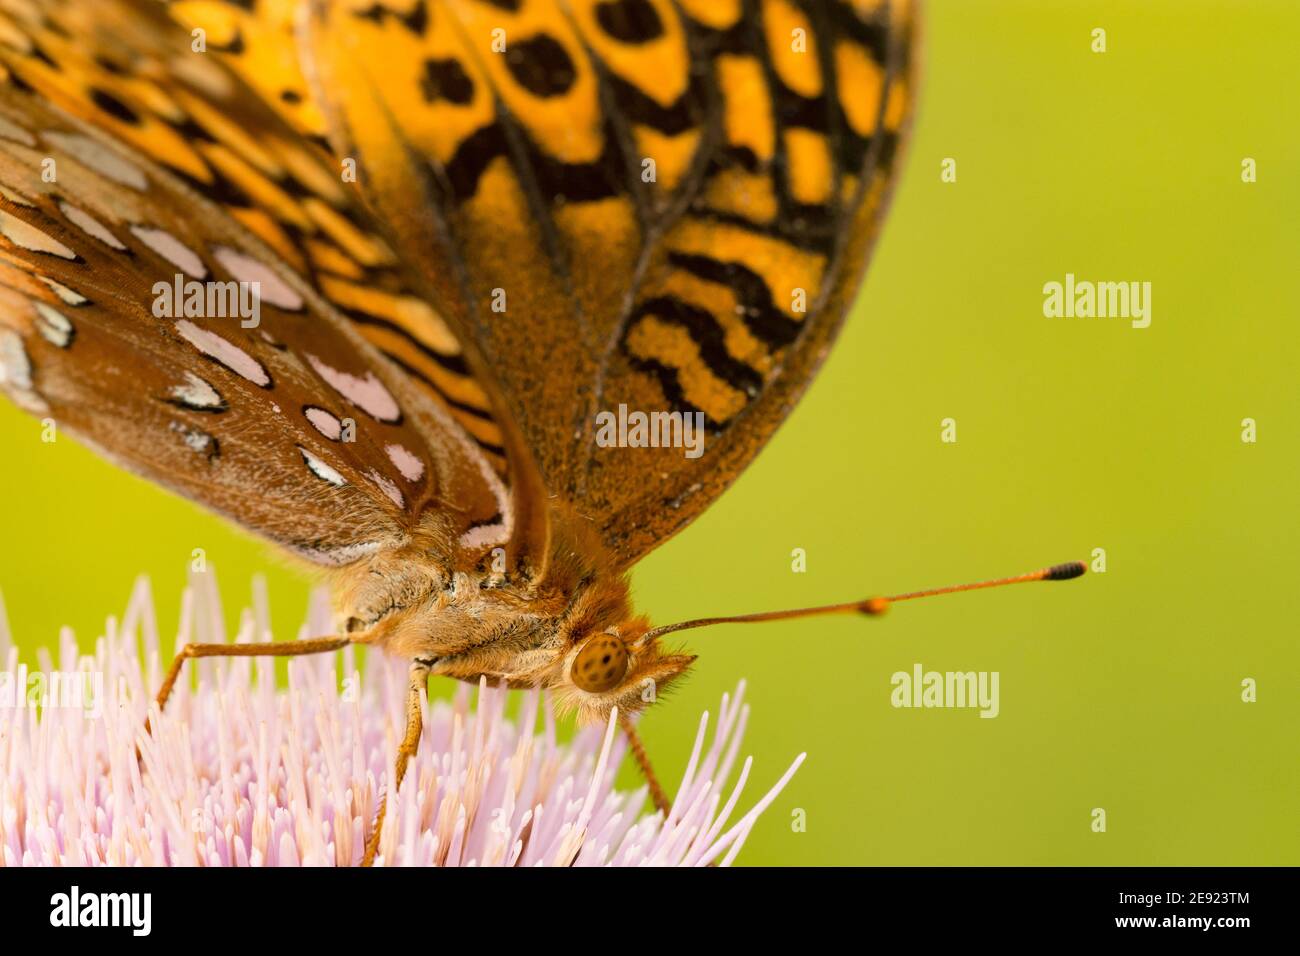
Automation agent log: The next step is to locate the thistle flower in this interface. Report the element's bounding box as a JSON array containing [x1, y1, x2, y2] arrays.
[[0, 573, 803, 866]]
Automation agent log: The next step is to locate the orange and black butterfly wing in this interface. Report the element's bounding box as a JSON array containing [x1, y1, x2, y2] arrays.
[[303, 0, 917, 566], [0, 17, 518, 570], [0, 0, 516, 472]]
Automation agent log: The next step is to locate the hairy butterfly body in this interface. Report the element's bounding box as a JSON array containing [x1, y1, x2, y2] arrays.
[[0, 0, 923, 862]]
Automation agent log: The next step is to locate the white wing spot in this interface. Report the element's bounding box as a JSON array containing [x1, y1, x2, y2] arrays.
[[0, 115, 36, 146], [298, 446, 346, 486], [306, 354, 400, 423], [168, 371, 225, 411], [169, 421, 217, 459], [37, 275, 88, 306], [59, 202, 126, 250], [174, 319, 269, 386], [0, 331, 34, 388], [0, 184, 33, 206], [131, 226, 207, 278], [0, 210, 76, 259], [33, 302, 73, 348], [0, 330, 46, 412], [44, 131, 147, 190], [305, 406, 342, 440], [459, 434, 513, 549], [368, 470, 405, 508], [459, 522, 509, 551], [213, 246, 304, 310], [385, 443, 425, 482]]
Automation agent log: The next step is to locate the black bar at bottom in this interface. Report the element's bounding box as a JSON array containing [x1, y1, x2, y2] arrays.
[[0, 866, 1286, 942]]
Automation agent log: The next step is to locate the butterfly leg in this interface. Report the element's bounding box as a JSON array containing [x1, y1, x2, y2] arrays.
[[138, 636, 352, 758], [619, 713, 672, 818], [360, 659, 430, 867]]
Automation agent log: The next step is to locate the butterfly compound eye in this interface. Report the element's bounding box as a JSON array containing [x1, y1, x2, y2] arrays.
[[572, 633, 629, 694]]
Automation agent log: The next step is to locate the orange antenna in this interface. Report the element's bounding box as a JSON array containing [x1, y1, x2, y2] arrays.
[[643, 560, 1087, 641]]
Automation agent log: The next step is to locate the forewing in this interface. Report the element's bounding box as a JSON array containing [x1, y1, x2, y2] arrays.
[[0, 79, 510, 569], [303, 0, 917, 565], [0, 0, 516, 467]]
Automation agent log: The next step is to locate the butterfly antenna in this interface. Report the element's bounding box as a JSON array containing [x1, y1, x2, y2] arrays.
[[643, 560, 1087, 640]]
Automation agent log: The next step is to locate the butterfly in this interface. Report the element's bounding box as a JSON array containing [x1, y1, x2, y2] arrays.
[[0, 0, 1083, 865]]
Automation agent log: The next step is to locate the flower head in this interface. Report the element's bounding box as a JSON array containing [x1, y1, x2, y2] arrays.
[[0, 573, 802, 866]]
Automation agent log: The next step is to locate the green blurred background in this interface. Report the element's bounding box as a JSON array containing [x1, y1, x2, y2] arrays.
[[1, 0, 1296, 865]]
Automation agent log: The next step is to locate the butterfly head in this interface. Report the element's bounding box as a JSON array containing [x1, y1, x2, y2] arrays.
[[556, 620, 696, 725]]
